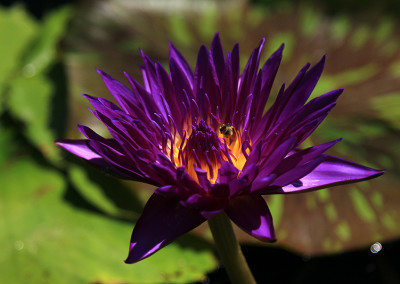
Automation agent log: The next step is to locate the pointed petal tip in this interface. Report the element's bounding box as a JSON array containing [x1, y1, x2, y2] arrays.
[[373, 168, 386, 176], [124, 252, 134, 264], [318, 54, 327, 66], [139, 48, 148, 60], [199, 44, 208, 52], [329, 88, 344, 96], [124, 242, 159, 264], [96, 68, 107, 76], [272, 43, 284, 55], [336, 137, 343, 143], [124, 254, 142, 264], [301, 62, 311, 72], [96, 69, 116, 83], [253, 233, 277, 243], [168, 41, 178, 54], [82, 93, 94, 100], [54, 139, 65, 146], [212, 31, 220, 41], [77, 124, 85, 131]]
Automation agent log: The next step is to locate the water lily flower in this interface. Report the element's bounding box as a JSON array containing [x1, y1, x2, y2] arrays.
[[56, 33, 384, 264]]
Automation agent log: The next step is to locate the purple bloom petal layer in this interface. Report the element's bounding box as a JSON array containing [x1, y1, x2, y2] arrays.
[[56, 33, 384, 263]]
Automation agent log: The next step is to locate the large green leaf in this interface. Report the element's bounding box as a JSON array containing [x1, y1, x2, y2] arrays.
[[0, 157, 216, 283]]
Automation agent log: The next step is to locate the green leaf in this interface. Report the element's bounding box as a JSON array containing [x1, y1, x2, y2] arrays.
[[0, 6, 71, 161], [68, 164, 139, 219], [0, 158, 216, 283], [0, 5, 38, 112], [21, 6, 72, 76], [8, 75, 58, 160]]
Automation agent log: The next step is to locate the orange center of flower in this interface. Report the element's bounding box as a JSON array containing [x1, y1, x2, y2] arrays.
[[166, 119, 249, 184]]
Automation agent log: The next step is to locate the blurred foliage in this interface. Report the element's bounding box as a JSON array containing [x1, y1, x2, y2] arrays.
[[252, 0, 400, 19], [0, 4, 217, 284]]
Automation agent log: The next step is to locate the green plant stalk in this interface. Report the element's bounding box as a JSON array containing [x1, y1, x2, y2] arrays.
[[208, 212, 257, 284]]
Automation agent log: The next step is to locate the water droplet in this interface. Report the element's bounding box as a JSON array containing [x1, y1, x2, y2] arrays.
[[370, 242, 382, 253], [22, 64, 36, 77], [14, 240, 24, 251]]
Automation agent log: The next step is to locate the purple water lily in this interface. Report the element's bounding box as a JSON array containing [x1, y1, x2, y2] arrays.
[[56, 33, 383, 263]]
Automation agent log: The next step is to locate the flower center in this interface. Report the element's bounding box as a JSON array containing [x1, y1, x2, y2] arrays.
[[183, 120, 228, 181], [166, 119, 249, 184]]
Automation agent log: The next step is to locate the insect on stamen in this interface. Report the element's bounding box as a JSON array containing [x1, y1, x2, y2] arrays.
[[219, 123, 235, 139]]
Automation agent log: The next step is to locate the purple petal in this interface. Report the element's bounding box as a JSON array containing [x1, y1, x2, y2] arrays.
[[250, 174, 277, 194], [76, 125, 150, 180], [274, 139, 341, 175], [282, 56, 326, 116], [125, 193, 206, 263], [181, 193, 226, 219], [124, 72, 164, 122], [169, 59, 194, 102], [211, 32, 225, 85], [298, 88, 343, 121], [140, 50, 169, 120], [242, 141, 262, 172], [96, 69, 138, 114], [252, 44, 284, 122], [55, 139, 130, 178], [156, 63, 183, 131], [269, 156, 325, 188], [259, 136, 297, 176], [169, 41, 194, 84], [226, 195, 276, 242], [154, 185, 192, 201], [55, 139, 103, 161], [274, 155, 385, 194], [236, 38, 265, 110], [176, 166, 204, 194], [217, 161, 239, 184], [194, 45, 210, 95]]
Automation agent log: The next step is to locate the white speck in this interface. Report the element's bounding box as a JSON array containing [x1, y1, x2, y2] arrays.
[[22, 64, 36, 77], [370, 242, 382, 253], [14, 240, 24, 251]]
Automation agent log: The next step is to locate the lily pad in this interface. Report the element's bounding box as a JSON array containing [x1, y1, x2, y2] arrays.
[[0, 157, 216, 283]]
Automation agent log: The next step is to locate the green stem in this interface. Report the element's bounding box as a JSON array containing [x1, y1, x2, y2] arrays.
[[208, 212, 257, 284]]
